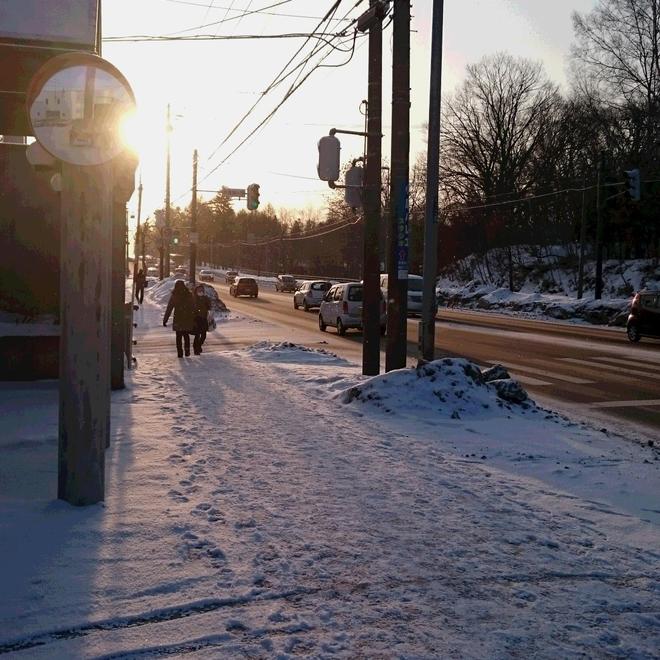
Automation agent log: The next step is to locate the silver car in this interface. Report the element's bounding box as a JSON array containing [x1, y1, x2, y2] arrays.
[[319, 282, 386, 336], [293, 280, 332, 311]]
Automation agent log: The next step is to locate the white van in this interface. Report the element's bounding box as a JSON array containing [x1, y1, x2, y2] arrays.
[[379, 273, 425, 316]]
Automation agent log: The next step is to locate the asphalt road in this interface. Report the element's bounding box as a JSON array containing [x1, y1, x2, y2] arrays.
[[207, 280, 660, 438]]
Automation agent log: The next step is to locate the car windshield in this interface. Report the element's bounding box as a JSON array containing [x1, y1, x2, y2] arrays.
[[408, 278, 423, 292], [312, 282, 330, 291], [241, 278, 256, 285], [281, 276, 294, 282], [347, 286, 363, 302]]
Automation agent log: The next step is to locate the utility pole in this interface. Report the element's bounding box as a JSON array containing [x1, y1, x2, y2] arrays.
[[420, 0, 444, 361], [164, 103, 172, 278], [595, 153, 604, 300], [190, 149, 198, 285], [110, 196, 127, 391], [361, 0, 384, 376], [386, 0, 411, 371], [132, 176, 143, 301], [577, 176, 587, 300]]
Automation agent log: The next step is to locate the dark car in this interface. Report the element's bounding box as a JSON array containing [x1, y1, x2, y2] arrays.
[[275, 274, 297, 293], [230, 277, 259, 298], [627, 290, 660, 342]]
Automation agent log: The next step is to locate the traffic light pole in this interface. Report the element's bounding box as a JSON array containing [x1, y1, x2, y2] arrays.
[[386, 0, 411, 371], [361, 0, 383, 376], [420, 0, 444, 361]]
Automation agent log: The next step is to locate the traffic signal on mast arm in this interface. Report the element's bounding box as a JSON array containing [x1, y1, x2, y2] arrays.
[[624, 168, 641, 201], [246, 183, 260, 210]]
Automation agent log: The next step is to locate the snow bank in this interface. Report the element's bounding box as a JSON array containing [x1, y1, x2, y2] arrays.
[[340, 358, 531, 420], [437, 249, 660, 325], [245, 340, 349, 365]]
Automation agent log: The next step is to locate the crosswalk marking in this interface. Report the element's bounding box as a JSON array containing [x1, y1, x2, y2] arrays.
[[591, 355, 660, 371], [488, 361, 594, 385], [504, 373, 552, 386], [560, 357, 660, 381], [587, 398, 660, 409]]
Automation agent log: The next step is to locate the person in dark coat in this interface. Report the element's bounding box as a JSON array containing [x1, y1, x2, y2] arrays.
[[135, 268, 147, 304], [163, 280, 194, 357], [192, 283, 211, 355]]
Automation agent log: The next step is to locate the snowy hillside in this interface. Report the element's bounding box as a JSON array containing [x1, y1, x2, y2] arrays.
[[436, 246, 659, 325]]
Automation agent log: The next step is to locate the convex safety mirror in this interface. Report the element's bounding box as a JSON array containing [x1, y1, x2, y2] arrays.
[[27, 52, 136, 166]]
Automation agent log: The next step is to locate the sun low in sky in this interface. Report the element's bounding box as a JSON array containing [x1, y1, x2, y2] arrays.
[[101, 0, 596, 232]]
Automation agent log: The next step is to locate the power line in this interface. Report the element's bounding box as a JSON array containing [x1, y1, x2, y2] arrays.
[[213, 217, 361, 248], [169, 0, 293, 35], [103, 31, 350, 42], [162, 0, 353, 20], [204, 0, 349, 161]]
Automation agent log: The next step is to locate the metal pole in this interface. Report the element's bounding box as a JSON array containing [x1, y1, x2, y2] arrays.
[[362, 1, 383, 376], [386, 0, 411, 371], [420, 0, 444, 361], [190, 149, 198, 285], [164, 103, 171, 278]]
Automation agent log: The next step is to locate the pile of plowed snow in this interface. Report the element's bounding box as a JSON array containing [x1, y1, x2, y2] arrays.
[[339, 358, 532, 420]]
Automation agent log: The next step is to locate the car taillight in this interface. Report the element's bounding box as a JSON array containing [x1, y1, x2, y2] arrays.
[[342, 301, 348, 314]]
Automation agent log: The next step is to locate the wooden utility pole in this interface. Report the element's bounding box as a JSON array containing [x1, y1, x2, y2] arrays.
[[386, 0, 411, 371], [595, 154, 604, 300], [58, 162, 113, 505], [110, 197, 126, 391], [164, 103, 172, 278], [361, 0, 384, 376], [190, 149, 198, 285]]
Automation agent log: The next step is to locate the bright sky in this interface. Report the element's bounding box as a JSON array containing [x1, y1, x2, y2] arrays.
[[100, 0, 596, 233]]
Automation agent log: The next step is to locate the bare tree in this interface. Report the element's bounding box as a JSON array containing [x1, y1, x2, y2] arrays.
[[442, 53, 560, 205], [572, 0, 660, 167], [441, 53, 560, 288]]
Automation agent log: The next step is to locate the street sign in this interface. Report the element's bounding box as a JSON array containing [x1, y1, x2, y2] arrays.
[[221, 186, 246, 198]]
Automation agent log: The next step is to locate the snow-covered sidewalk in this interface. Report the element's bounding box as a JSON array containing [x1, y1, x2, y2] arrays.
[[1, 285, 659, 658]]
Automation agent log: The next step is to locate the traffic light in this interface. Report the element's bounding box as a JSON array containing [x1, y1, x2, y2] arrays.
[[624, 168, 641, 201], [317, 134, 341, 181], [246, 183, 260, 210], [344, 163, 363, 209], [172, 231, 179, 245]]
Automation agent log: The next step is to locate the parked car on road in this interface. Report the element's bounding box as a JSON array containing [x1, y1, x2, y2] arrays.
[[319, 282, 386, 336], [275, 274, 297, 293], [294, 280, 332, 311], [230, 277, 259, 298], [626, 290, 660, 342], [199, 269, 215, 282], [225, 270, 239, 284]]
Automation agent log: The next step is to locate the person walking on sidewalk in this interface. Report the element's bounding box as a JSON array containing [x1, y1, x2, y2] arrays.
[[163, 280, 194, 357], [192, 283, 211, 355], [135, 268, 147, 304]]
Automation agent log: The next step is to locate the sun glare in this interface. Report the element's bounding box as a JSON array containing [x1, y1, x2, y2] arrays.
[[118, 110, 140, 155]]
